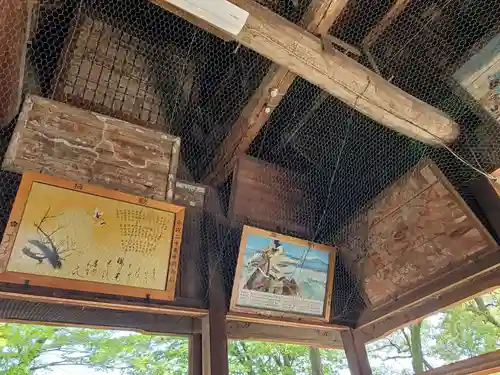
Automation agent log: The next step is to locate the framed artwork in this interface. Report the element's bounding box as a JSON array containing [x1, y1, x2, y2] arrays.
[[0, 172, 185, 300], [230, 226, 336, 321]]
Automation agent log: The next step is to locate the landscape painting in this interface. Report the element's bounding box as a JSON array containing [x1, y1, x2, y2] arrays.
[[0, 173, 185, 300], [231, 226, 335, 320]]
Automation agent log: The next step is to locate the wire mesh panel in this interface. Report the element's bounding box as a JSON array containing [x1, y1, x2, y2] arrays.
[[0, 0, 498, 329]]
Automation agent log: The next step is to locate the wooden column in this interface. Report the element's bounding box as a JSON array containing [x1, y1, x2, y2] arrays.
[[189, 334, 203, 375], [341, 329, 372, 375], [203, 0, 349, 185]]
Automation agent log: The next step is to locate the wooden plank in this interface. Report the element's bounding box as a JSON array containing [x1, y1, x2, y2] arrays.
[[189, 334, 203, 375], [226, 312, 348, 331], [0, 290, 209, 318], [341, 329, 373, 375], [203, 0, 347, 185], [2, 95, 180, 201], [362, 0, 411, 48], [0, 0, 29, 127], [356, 255, 500, 342], [339, 159, 497, 307], [153, 0, 459, 149], [226, 320, 344, 349], [420, 350, 500, 375], [174, 181, 207, 301], [228, 156, 316, 236]]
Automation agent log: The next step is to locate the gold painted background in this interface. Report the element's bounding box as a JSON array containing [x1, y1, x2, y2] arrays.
[[7, 182, 175, 290]]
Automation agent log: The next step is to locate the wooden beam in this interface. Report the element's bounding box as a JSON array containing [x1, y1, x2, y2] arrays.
[[189, 334, 203, 375], [356, 259, 500, 343], [153, 0, 458, 159], [362, 0, 411, 48], [226, 320, 344, 349], [203, 0, 348, 185], [226, 312, 349, 331], [341, 329, 373, 375], [356, 252, 500, 332], [420, 350, 500, 375]]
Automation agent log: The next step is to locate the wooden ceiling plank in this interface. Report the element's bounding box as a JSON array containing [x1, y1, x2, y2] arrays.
[[152, 0, 459, 172], [356, 257, 500, 343], [419, 350, 500, 375], [362, 0, 411, 49], [202, 0, 350, 185]]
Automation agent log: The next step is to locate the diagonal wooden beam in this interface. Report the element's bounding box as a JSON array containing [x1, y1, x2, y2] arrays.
[[419, 350, 500, 375], [151, 0, 460, 186], [203, 0, 350, 185], [362, 0, 411, 49]]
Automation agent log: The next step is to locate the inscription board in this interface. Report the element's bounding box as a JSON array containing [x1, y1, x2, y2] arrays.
[[0, 173, 185, 300]]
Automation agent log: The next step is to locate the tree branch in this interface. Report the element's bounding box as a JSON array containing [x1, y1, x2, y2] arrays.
[[474, 297, 500, 327]]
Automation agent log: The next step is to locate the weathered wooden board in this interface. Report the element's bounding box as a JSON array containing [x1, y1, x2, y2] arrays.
[[229, 156, 316, 237], [174, 181, 207, 301], [339, 159, 497, 307], [55, 14, 174, 130], [0, 0, 29, 127], [226, 320, 344, 349], [2, 95, 180, 201]]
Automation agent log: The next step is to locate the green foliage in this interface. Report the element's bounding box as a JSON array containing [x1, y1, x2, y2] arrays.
[[0, 324, 189, 374], [228, 341, 347, 375]]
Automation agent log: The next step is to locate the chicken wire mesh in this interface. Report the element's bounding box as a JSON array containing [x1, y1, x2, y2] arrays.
[[0, 0, 497, 328]]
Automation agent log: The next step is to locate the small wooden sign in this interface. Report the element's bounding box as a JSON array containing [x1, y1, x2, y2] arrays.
[[230, 226, 336, 322], [0, 173, 185, 301]]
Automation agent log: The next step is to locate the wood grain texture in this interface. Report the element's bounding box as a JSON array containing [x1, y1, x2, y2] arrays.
[[229, 157, 316, 237], [420, 350, 500, 375], [2, 95, 180, 201], [226, 312, 348, 330], [356, 253, 500, 341], [339, 159, 497, 307], [203, 0, 348, 186], [226, 320, 344, 349], [0, 0, 29, 126], [152, 0, 459, 146], [174, 181, 207, 301], [341, 329, 373, 375]]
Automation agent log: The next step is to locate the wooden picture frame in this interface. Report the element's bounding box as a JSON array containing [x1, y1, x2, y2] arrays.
[[0, 172, 185, 301], [230, 226, 336, 322]]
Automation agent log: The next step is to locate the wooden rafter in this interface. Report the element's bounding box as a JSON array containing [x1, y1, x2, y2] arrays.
[[420, 350, 500, 375], [203, 0, 349, 185], [150, 0, 460, 185], [362, 0, 411, 48]]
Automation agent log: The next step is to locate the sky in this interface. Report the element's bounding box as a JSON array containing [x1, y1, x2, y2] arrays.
[[245, 234, 330, 266]]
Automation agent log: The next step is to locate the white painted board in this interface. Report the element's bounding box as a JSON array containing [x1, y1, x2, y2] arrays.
[[165, 0, 249, 36]]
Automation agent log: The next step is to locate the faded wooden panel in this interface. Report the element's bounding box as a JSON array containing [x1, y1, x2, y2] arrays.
[[229, 156, 316, 237], [174, 181, 207, 301], [340, 159, 496, 307], [0, 0, 29, 126], [420, 350, 500, 375], [226, 320, 343, 349], [55, 14, 174, 130], [2, 95, 180, 201]]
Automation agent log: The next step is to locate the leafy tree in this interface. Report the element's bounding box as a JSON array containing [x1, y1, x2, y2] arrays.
[[0, 324, 189, 374]]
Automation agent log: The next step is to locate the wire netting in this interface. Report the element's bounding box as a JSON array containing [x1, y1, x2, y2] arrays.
[[0, 0, 498, 328]]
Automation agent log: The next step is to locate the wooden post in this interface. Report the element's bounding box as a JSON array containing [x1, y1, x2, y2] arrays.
[[152, 0, 459, 159], [189, 334, 203, 375], [341, 329, 372, 375]]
